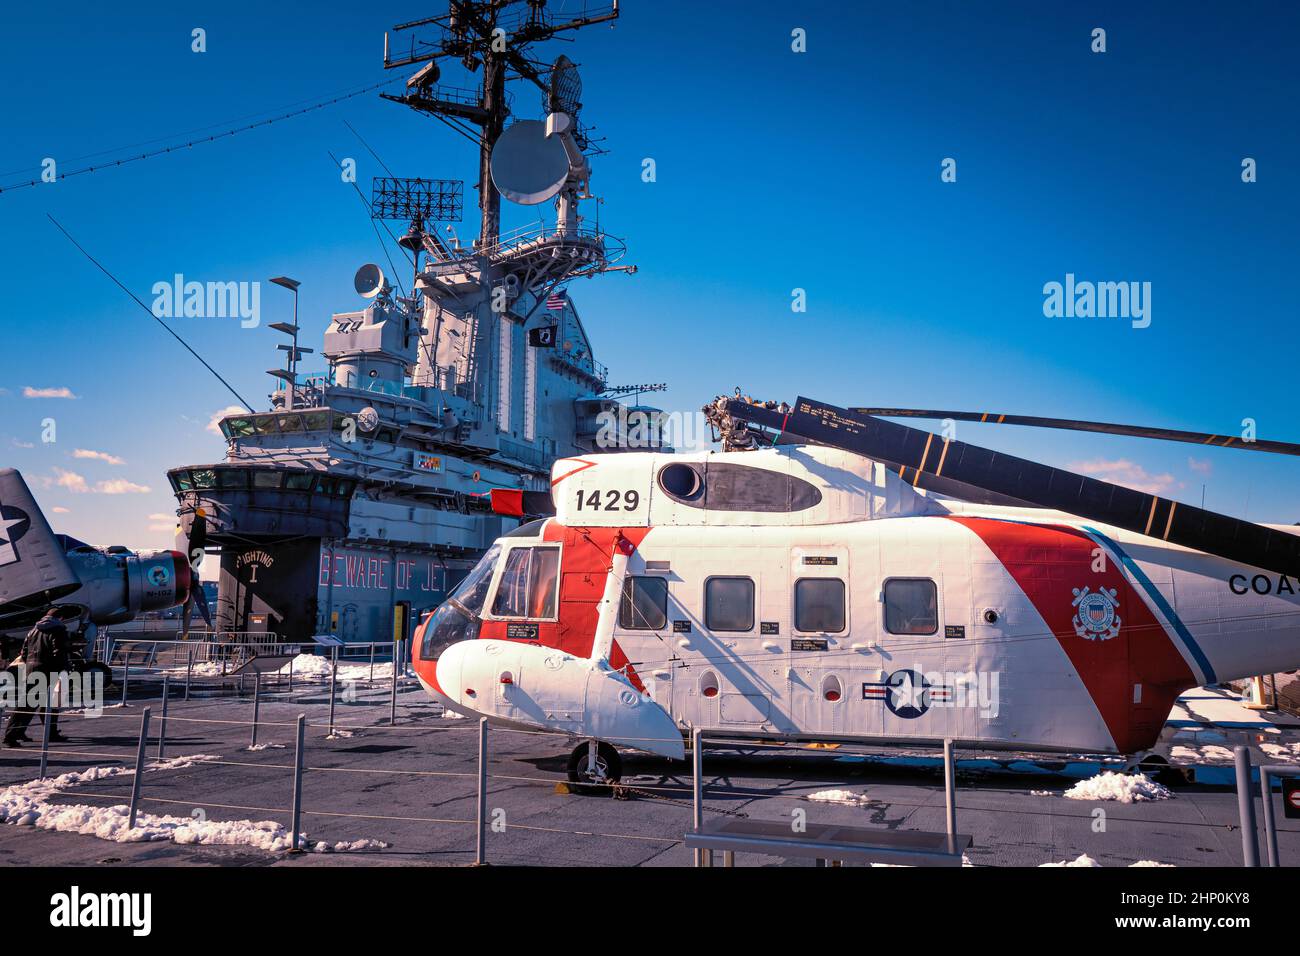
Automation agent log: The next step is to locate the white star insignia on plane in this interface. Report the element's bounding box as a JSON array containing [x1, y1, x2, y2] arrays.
[[891, 672, 924, 711]]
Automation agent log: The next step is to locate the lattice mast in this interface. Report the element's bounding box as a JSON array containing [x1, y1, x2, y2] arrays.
[[382, 1, 620, 249]]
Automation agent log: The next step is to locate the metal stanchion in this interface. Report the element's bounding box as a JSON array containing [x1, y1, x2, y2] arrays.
[[38, 695, 53, 780], [287, 656, 294, 694], [328, 646, 338, 736], [1234, 746, 1260, 867], [250, 672, 261, 749], [1259, 766, 1279, 867], [389, 640, 401, 726], [127, 707, 151, 829], [289, 714, 306, 853], [476, 717, 488, 865], [943, 738, 957, 854], [369, 642, 376, 683], [157, 675, 170, 761], [184, 648, 193, 701], [692, 727, 704, 868], [121, 661, 130, 706]]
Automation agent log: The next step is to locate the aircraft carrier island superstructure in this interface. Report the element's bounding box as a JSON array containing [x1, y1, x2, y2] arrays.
[[166, 3, 659, 646]]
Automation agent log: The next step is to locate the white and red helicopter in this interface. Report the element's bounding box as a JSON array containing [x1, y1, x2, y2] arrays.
[[412, 396, 1300, 785]]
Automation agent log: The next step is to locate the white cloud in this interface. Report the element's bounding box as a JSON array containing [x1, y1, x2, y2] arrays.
[[1187, 456, 1213, 476], [96, 479, 151, 495], [148, 513, 175, 521], [52, 468, 89, 493], [51, 469, 150, 495], [51, 506, 70, 514], [22, 386, 77, 399], [1067, 458, 1182, 496], [73, 448, 126, 465], [10, 437, 34, 449], [207, 405, 246, 435]]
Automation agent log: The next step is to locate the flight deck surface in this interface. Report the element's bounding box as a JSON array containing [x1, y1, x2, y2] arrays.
[[0, 679, 1295, 868]]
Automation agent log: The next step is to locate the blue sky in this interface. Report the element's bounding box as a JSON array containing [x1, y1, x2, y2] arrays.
[[1, 0, 1298, 553]]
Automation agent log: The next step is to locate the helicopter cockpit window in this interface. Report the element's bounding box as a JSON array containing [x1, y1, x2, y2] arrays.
[[418, 544, 501, 662], [883, 578, 939, 635], [620, 576, 668, 630], [490, 546, 560, 620]]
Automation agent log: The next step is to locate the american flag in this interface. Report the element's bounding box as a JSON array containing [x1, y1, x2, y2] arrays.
[[545, 289, 567, 310]]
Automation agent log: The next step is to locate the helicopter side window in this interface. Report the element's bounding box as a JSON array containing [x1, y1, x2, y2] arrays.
[[619, 576, 668, 630], [883, 578, 939, 635], [794, 578, 846, 633], [490, 546, 560, 620], [705, 576, 754, 632]]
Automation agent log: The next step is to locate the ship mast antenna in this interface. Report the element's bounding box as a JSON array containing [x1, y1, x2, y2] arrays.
[[381, 1, 620, 249]]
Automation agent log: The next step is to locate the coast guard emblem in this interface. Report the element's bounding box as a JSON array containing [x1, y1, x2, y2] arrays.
[[1071, 585, 1120, 641]]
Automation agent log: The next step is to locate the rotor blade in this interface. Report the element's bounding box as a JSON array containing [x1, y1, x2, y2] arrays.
[[733, 397, 1300, 578], [181, 595, 193, 639], [850, 408, 1300, 457]]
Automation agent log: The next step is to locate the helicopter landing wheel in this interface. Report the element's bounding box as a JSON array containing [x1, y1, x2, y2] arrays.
[[566, 741, 622, 795]]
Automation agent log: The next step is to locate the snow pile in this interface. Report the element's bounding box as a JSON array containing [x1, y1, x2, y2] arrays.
[[1040, 853, 1102, 867], [1259, 742, 1300, 762], [245, 743, 285, 752], [277, 655, 394, 683], [1062, 772, 1171, 803], [1170, 744, 1234, 764], [1041, 854, 1175, 867], [313, 838, 389, 853], [441, 709, 467, 720], [806, 789, 871, 807], [163, 661, 227, 678], [0, 754, 381, 854]]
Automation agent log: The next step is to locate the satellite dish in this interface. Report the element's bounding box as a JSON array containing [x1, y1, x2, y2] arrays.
[[490, 120, 570, 206], [356, 406, 380, 432], [354, 263, 386, 299]]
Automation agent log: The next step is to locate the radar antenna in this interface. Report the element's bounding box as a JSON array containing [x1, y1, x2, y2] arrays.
[[381, 1, 620, 248]]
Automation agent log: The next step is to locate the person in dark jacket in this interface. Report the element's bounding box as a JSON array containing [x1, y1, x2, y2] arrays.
[[4, 608, 71, 747]]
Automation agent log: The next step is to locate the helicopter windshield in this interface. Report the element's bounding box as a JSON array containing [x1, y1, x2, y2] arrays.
[[418, 544, 501, 661]]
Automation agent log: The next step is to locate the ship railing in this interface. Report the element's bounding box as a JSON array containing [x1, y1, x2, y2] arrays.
[[101, 633, 298, 673], [476, 222, 613, 261]]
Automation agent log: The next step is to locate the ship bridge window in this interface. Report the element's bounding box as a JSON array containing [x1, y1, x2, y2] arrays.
[[490, 546, 561, 620], [222, 417, 256, 438], [620, 576, 669, 630], [884, 578, 939, 636], [705, 576, 754, 632], [169, 471, 193, 492], [190, 469, 216, 490], [216, 469, 248, 489], [795, 578, 846, 633], [284, 472, 316, 491], [252, 471, 283, 489], [302, 411, 331, 432], [254, 416, 280, 436], [276, 415, 304, 433]]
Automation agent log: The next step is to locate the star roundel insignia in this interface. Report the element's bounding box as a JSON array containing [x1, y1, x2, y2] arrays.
[[885, 669, 931, 719], [0, 505, 32, 563]]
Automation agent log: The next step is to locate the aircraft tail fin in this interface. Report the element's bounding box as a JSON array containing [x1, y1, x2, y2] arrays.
[[0, 469, 81, 619]]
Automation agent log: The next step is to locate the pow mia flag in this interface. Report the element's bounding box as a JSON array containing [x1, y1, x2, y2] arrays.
[[528, 325, 558, 348]]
